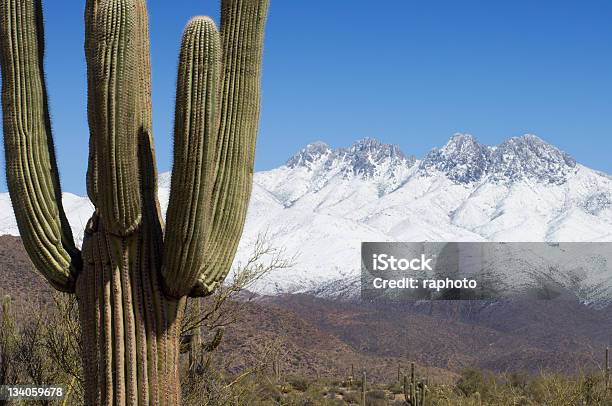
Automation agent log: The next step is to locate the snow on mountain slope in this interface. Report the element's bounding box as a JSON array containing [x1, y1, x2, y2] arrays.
[[2, 134, 612, 299], [238, 135, 612, 295]]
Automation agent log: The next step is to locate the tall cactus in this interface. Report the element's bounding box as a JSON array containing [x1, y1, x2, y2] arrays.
[[0, 0, 268, 404], [404, 363, 428, 406]]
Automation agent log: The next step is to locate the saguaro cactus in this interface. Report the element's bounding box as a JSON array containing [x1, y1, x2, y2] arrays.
[[404, 363, 427, 406], [606, 347, 610, 391], [0, 0, 268, 404], [361, 371, 367, 406]]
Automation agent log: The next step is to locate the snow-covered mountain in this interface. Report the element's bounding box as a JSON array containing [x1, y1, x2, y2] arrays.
[[241, 134, 612, 298], [2, 134, 612, 300]]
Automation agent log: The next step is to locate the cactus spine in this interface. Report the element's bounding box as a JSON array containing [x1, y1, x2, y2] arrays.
[[0, 0, 269, 404]]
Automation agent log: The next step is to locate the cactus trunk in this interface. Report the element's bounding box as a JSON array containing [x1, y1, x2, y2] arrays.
[[77, 218, 186, 405]]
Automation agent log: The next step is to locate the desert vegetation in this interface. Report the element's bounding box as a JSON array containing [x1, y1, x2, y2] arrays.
[[1, 241, 611, 406], [0, 235, 291, 405], [196, 370, 612, 405], [1, 235, 610, 405], [3, 299, 612, 406]]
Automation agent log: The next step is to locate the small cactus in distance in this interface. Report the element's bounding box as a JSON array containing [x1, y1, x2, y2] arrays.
[[606, 346, 610, 391], [0, 0, 269, 404], [272, 353, 282, 383], [404, 362, 428, 406], [362, 371, 367, 405]]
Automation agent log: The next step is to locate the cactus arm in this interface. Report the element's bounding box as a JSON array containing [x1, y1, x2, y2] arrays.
[[85, 0, 99, 204], [134, 0, 163, 229], [86, 0, 161, 225], [85, 0, 142, 236], [0, 0, 80, 292], [162, 17, 221, 298], [189, 0, 269, 297]]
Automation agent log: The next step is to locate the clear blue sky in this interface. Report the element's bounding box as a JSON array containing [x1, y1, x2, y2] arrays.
[[1, 0, 612, 194]]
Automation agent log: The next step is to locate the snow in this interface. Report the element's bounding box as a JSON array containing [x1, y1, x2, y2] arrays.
[[1, 135, 612, 302]]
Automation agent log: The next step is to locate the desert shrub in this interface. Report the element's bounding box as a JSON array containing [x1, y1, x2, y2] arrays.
[[0, 296, 18, 388], [325, 386, 340, 399], [284, 389, 344, 406], [365, 399, 387, 406], [507, 371, 530, 391], [524, 373, 610, 406], [387, 381, 403, 394], [579, 373, 600, 405], [287, 398, 316, 406], [0, 294, 83, 404], [457, 368, 492, 398], [366, 389, 387, 400], [257, 381, 283, 402], [342, 390, 361, 404], [303, 381, 330, 401]]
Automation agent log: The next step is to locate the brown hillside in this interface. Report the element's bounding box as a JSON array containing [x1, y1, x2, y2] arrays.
[[1, 235, 608, 382]]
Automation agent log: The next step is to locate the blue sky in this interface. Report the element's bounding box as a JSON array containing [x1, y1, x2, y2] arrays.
[[1, 0, 612, 194]]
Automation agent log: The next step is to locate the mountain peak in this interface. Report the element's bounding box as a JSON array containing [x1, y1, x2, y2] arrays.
[[284, 134, 578, 187], [286, 141, 332, 169], [286, 138, 414, 177], [499, 134, 572, 155], [420, 133, 577, 184], [443, 133, 480, 148], [491, 134, 577, 184], [351, 137, 381, 147], [346, 137, 404, 157], [337, 138, 410, 177], [420, 133, 492, 183]]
